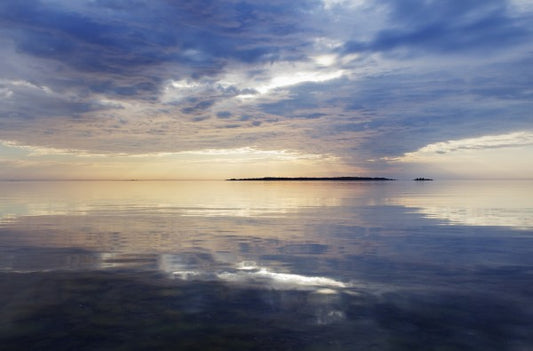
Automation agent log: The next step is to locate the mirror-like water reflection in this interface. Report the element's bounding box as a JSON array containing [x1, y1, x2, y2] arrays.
[[1, 180, 532, 350]]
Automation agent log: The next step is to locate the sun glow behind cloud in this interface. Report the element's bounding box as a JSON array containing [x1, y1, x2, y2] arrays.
[[0, 140, 343, 180], [254, 70, 345, 95], [389, 131, 533, 178]]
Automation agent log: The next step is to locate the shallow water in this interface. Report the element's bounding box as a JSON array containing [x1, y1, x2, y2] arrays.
[[1, 180, 532, 350]]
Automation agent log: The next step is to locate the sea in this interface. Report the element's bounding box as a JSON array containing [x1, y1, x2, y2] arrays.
[[0, 180, 532, 350]]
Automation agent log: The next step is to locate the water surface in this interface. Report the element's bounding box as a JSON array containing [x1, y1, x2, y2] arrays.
[[1, 180, 532, 350]]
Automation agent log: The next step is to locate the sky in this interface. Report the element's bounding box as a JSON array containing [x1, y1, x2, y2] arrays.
[[0, 0, 532, 180]]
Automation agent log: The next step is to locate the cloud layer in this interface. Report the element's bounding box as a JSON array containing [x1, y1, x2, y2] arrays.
[[0, 0, 532, 178]]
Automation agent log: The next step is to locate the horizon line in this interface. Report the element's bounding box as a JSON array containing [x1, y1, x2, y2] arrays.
[[1, 177, 532, 182]]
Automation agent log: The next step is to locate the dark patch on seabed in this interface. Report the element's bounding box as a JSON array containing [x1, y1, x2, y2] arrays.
[[1, 270, 532, 351]]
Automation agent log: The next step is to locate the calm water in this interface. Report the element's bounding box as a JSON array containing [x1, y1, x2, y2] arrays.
[[1, 180, 532, 350]]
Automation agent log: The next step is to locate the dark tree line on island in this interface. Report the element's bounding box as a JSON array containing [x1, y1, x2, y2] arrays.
[[227, 177, 395, 181], [227, 176, 435, 181]]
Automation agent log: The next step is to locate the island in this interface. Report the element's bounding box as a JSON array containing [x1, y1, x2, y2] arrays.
[[227, 176, 395, 181], [413, 177, 433, 181]]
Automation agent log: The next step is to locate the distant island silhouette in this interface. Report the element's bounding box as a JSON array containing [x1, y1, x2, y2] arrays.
[[227, 176, 395, 181], [413, 177, 433, 181]]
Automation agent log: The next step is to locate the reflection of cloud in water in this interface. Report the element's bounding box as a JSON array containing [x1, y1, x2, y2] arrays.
[[411, 206, 532, 229], [0, 181, 343, 223], [216, 269, 347, 290], [172, 261, 350, 292], [99, 252, 160, 270], [391, 181, 533, 230], [180, 208, 293, 217], [172, 261, 350, 326], [0, 214, 17, 225], [0, 205, 89, 225]]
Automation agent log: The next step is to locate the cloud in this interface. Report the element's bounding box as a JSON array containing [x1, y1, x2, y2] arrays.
[[342, 0, 531, 55], [181, 100, 216, 115], [0, 0, 532, 178], [251, 70, 345, 95], [391, 131, 533, 162], [0, 79, 117, 122], [0, 0, 318, 105], [0, 139, 336, 163], [0, 139, 116, 158], [216, 111, 232, 119], [0, 139, 345, 179]]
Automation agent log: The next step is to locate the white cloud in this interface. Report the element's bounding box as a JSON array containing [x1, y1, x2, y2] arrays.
[[509, 0, 533, 14], [313, 54, 337, 67], [0, 79, 53, 94], [180, 146, 337, 162], [312, 37, 344, 50], [255, 70, 344, 95], [0, 87, 13, 98], [322, 0, 368, 10], [160, 79, 210, 103], [0, 140, 107, 157], [393, 131, 533, 162], [218, 60, 346, 100]]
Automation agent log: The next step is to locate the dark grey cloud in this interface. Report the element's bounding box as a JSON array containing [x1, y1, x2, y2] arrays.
[[192, 116, 211, 122], [0, 82, 115, 121], [0, 0, 314, 78], [343, 0, 531, 56], [222, 123, 241, 129], [181, 100, 215, 115], [216, 111, 232, 119]]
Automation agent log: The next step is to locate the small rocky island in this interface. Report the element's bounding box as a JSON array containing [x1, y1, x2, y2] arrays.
[[227, 176, 395, 181], [413, 177, 433, 181]]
